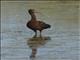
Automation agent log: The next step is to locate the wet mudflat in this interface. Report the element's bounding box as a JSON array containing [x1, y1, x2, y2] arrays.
[[1, 1, 79, 60]]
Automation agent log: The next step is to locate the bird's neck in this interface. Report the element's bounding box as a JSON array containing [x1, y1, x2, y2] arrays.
[[31, 14, 36, 20]]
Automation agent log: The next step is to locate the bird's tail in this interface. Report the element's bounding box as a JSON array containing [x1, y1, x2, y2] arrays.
[[43, 24, 51, 29]]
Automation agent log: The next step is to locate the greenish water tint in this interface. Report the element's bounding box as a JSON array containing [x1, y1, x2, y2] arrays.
[[1, 1, 79, 60]]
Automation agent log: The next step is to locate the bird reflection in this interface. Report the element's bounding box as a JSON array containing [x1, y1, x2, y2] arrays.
[[27, 35, 51, 59]]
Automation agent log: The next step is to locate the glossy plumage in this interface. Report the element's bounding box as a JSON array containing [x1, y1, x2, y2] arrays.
[[27, 9, 51, 36]]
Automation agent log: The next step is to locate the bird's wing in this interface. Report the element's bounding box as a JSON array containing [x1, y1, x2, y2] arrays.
[[38, 21, 46, 27], [38, 21, 51, 29]]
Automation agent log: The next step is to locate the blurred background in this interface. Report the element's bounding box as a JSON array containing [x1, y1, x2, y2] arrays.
[[1, 1, 79, 60]]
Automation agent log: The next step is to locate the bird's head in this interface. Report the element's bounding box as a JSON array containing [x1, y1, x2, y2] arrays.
[[28, 9, 35, 14], [28, 9, 39, 15]]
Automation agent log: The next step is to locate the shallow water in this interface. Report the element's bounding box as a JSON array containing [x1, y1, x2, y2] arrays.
[[1, 1, 79, 60]]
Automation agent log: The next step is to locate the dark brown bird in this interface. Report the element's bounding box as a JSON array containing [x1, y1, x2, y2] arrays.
[[27, 9, 51, 36]]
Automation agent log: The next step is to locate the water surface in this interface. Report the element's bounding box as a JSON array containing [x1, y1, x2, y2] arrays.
[[1, 1, 79, 60]]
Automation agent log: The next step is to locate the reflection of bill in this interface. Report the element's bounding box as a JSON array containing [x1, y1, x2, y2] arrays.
[[27, 35, 51, 58]]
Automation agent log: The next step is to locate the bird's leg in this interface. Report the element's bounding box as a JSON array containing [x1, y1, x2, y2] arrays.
[[34, 31, 37, 37], [40, 30, 42, 37]]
